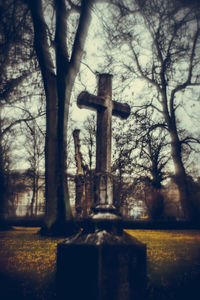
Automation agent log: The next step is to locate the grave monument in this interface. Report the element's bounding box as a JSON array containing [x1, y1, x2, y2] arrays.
[[73, 129, 94, 218], [57, 74, 146, 300]]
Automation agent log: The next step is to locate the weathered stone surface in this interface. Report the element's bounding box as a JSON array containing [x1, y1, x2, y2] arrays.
[[77, 73, 131, 219], [73, 129, 95, 218], [56, 74, 146, 300], [77, 74, 130, 175], [57, 230, 146, 300], [73, 129, 84, 175], [74, 173, 95, 218]]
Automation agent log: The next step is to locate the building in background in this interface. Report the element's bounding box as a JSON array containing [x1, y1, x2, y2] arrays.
[[5, 171, 184, 221]]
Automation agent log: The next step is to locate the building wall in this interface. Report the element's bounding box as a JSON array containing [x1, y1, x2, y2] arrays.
[[7, 171, 183, 220], [9, 174, 76, 218]]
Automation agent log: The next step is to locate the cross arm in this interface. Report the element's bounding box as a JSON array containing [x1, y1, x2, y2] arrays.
[[77, 91, 131, 119], [112, 101, 130, 119], [77, 91, 106, 111]]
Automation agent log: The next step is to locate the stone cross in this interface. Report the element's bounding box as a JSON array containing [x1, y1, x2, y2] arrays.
[[77, 73, 130, 219]]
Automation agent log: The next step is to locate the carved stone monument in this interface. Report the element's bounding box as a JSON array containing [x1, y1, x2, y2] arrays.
[[73, 129, 94, 218], [57, 74, 146, 300], [77, 73, 130, 220]]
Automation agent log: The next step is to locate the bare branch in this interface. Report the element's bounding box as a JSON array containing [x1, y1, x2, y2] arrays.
[[29, 0, 55, 77], [109, 0, 139, 16], [55, 0, 70, 65], [170, 23, 200, 113], [147, 123, 168, 133], [0, 104, 45, 138], [69, 0, 94, 78], [81, 61, 97, 75], [68, 0, 81, 13], [181, 136, 200, 145], [1, 116, 35, 138], [133, 102, 163, 114], [129, 40, 162, 93], [0, 72, 29, 101]]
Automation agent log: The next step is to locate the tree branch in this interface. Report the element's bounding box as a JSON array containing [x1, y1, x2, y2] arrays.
[[0, 104, 45, 138], [68, 0, 81, 13], [129, 40, 162, 93], [169, 23, 200, 114], [0, 72, 29, 101], [147, 123, 168, 133], [109, 0, 139, 16], [55, 0, 70, 66], [181, 136, 200, 145], [29, 0, 55, 78], [69, 0, 94, 79], [133, 102, 163, 114], [1, 116, 36, 138]]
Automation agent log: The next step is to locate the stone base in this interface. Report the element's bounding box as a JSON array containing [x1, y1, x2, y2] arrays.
[[56, 230, 146, 300], [93, 204, 120, 220]]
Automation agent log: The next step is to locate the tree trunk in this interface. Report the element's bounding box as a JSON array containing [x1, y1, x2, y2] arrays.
[[29, 0, 93, 234], [29, 0, 59, 231], [43, 73, 58, 230], [161, 87, 197, 221], [170, 129, 197, 220], [35, 174, 39, 215], [0, 159, 6, 222], [0, 107, 7, 224], [53, 0, 93, 230], [56, 84, 72, 224]]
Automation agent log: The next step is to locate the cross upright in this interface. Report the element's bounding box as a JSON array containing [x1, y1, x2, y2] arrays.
[[77, 73, 130, 219]]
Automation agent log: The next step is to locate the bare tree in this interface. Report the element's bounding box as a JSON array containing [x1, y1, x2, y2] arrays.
[[26, 0, 96, 233], [23, 118, 45, 216], [111, 110, 171, 219], [82, 114, 96, 170], [0, 0, 37, 224], [101, 0, 200, 221]]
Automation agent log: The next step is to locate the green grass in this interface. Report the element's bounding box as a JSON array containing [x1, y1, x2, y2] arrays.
[[0, 227, 200, 299], [127, 229, 200, 299], [0, 227, 63, 300]]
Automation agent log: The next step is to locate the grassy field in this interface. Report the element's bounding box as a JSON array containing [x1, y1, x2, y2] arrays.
[[0, 227, 199, 300], [127, 229, 200, 300]]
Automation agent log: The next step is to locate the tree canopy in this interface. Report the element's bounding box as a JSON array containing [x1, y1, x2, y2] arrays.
[[1, 0, 200, 226]]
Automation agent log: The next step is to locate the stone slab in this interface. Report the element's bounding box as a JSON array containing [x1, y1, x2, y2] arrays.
[[56, 230, 146, 300]]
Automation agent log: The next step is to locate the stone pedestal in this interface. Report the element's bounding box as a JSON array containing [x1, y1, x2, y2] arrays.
[[56, 74, 146, 299], [93, 172, 119, 220], [57, 228, 146, 300], [75, 172, 95, 218]]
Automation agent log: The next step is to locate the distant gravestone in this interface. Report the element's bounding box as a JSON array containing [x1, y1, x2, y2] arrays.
[[73, 129, 94, 218], [57, 74, 146, 300]]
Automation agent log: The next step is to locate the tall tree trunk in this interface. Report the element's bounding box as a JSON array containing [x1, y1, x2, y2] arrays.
[[161, 87, 197, 221], [0, 107, 7, 223], [170, 129, 197, 220], [54, 0, 72, 225], [29, 0, 94, 233], [0, 152, 6, 222], [44, 73, 58, 229], [54, 0, 93, 227], [35, 174, 39, 215], [29, 0, 58, 230]]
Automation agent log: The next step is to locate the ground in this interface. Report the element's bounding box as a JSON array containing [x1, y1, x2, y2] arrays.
[[128, 229, 200, 300], [0, 227, 199, 300]]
